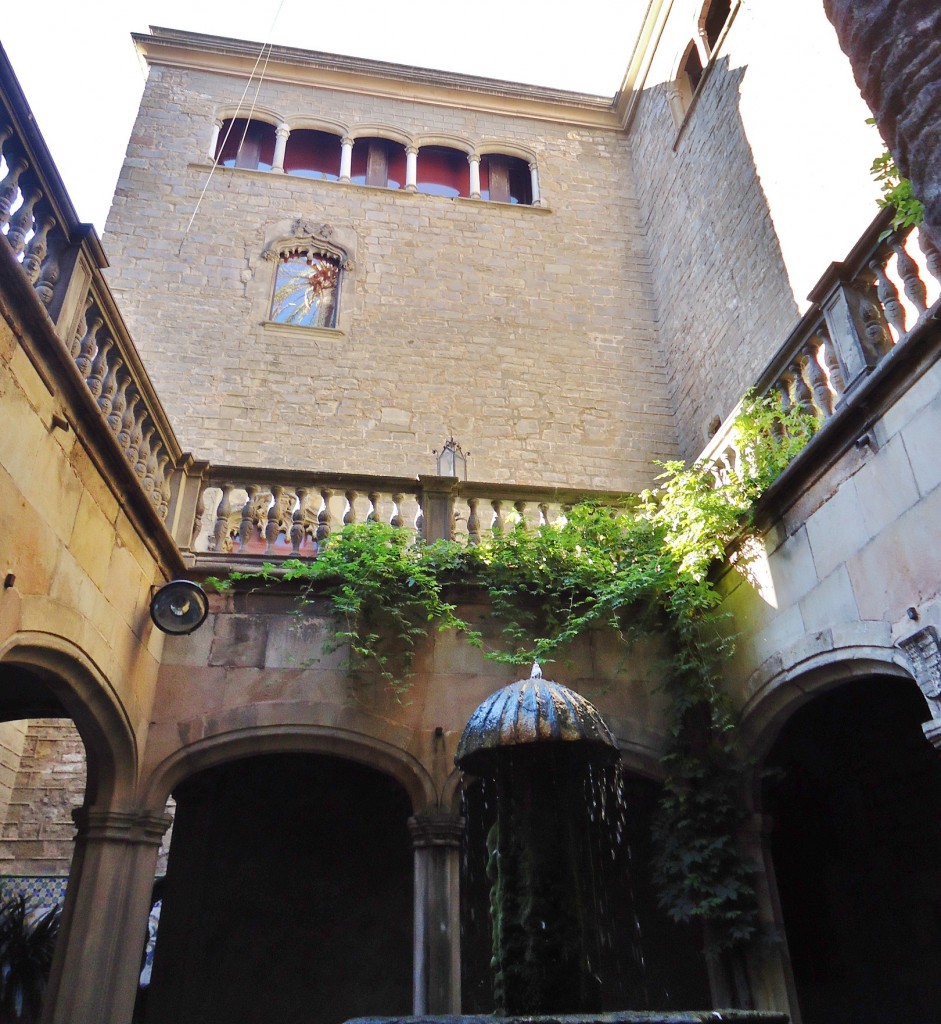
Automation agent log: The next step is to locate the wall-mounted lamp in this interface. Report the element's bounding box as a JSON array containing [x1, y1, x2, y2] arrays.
[[433, 436, 469, 480], [149, 580, 209, 635]]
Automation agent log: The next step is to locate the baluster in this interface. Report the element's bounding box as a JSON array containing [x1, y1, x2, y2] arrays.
[[99, 356, 123, 419], [801, 344, 832, 418], [212, 485, 234, 553], [538, 502, 551, 528], [317, 488, 333, 543], [190, 481, 208, 549], [0, 156, 27, 232], [74, 315, 102, 378], [773, 379, 791, 438], [390, 493, 403, 529], [344, 491, 357, 526], [491, 499, 504, 537], [239, 485, 259, 552], [513, 500, 527, 530], [6, 187, 41, 256], [265, 484, 284, 555], [415, 495, 425, 538], [819, 330, 846, 400], [135, 425, 155, 479], [71, 297, 94, 358], [119, 394, 142, 459], [892, 238, 927, 315], [142, 440, 160, 499], [290, 488, 308, 555], [86, 335, 113, 400], [786, 360, 814, 417], [0, 126, 11, 163], [22, 212, 54, 283], [919, 232, 941, 284], [34, 238, 60, 307], [466, 498, 481, 544], [107, 372, 130, 433], [868, 257, 905, 336], [157, 458, 171, 520], [366, 492, 380, 524]]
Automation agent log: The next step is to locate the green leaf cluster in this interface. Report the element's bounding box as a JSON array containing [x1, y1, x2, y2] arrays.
[[868, 121, 924, 235], [210, 393, 815, 945]]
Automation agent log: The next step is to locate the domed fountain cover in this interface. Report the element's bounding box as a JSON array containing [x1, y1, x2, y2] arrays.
[[455, 662, 620, 777]]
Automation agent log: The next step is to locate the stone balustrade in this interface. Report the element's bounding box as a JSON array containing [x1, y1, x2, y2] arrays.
[[701, 210, 941, 480], [0, 72, 181, 525], [185, 468, 623, 564]]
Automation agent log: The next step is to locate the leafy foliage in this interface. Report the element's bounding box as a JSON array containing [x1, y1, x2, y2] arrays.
[[0, 895, 60, 1023], [869, 120, 924, 235], [210, 393, 816, 944]]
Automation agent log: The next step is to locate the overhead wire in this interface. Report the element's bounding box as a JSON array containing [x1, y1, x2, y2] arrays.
[[177, 0, 288, 254]]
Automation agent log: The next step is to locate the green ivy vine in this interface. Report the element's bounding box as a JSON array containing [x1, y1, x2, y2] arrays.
[[868, 120, 924, 235], [210, 393, 816, 947]]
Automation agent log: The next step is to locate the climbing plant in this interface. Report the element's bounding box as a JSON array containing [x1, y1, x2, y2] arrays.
[[868, 120, 924, 236], [211, 393, 816, 945]]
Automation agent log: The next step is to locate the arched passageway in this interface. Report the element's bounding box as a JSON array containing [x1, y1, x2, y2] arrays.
[[142, 753, 414, 1024], [763, 676, 941, 1024]]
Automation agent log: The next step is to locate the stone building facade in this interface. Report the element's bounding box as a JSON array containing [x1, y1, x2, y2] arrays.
[[2, 2, 941, 1023]]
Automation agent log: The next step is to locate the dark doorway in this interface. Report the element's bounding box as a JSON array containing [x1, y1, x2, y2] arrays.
[[143, 753, 414, 1024], [763, 676, 941, 1024]]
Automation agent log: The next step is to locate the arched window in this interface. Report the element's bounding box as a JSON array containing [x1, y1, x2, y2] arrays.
[[283, 130, 342, 181], [350, 138, 407, 190], [416, 146, 469, 198], [216, 118, 276, 171], [270, 247, 341, 329], [702, 0, 732, 52], [480, 155, 533, 205], [681, 42, 704, 97]]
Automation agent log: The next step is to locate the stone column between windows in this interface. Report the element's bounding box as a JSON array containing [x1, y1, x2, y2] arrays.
[[272, 123, 290, 174], [43, 807, 172, 1024], [468, 154, 481, 200], [529, 161, 542, 207], [339, 136, 353, 183], [405, 147, 419, 192], [208, 119, 223, 162], [409, 813, 464, 1015]]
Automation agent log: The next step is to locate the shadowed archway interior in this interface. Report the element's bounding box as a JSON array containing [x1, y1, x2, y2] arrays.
[[763, 676, 941, 1024], [142, 753, 414, 1024]]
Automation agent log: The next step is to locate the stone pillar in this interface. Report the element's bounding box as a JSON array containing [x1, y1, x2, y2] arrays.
[[738, 813, 802, 1023], [418, 475, 457, 543], [208, 118, 223, 161], [405, 147, 419, 192], [468, 154, 481, 200], [408, 813, 464, 1015], [529, 161, 542, 207], [340, 136, 354, 183], [42, 807, 171, 1024], [272, 123, 290, 174]]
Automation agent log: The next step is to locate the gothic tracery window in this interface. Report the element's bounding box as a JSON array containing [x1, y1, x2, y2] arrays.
[[271, 248, 341, 328]]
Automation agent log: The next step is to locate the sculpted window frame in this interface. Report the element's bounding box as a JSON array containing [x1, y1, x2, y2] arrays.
[[261, 223, 354, 335]]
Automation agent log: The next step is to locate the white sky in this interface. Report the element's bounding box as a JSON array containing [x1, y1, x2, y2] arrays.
[[2, 0, 644, 231]]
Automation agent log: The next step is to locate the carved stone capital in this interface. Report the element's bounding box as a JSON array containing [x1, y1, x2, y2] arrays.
[[72, 807, 174, 846], [408, 814, 465, 849], [898, 625, 941, 718]]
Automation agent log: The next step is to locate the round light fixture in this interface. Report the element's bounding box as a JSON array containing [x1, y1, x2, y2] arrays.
[[149, 580, 209, 635]]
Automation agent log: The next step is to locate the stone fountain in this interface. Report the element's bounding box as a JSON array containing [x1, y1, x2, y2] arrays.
[[345, 665, 788, 1024]]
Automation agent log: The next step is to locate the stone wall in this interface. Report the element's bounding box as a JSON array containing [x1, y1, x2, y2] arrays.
[[102, 59, 675, 492], [628, 0, 881, 460]]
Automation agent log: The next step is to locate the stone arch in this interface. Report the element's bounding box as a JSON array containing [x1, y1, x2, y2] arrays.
[[284, 114, 348, 136], [349, 122, 413, 148], [412, 132, 472, 155], [740, 634, 922, 767], [475, 140, 537, 165], [140, 718, 438, 815], [213, 103, 283, 127], [0, 631, 139, 807]]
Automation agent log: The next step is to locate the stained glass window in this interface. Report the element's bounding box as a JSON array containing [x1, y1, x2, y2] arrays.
[[271, 249, 341, 328]]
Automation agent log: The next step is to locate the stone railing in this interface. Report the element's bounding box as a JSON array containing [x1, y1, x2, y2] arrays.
[[0, 54, 182, 523], [183, 467, 626, 565], [701, 211, 941, 476]]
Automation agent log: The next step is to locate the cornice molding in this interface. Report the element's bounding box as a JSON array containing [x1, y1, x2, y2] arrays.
[[134, 27, 624, 131]]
